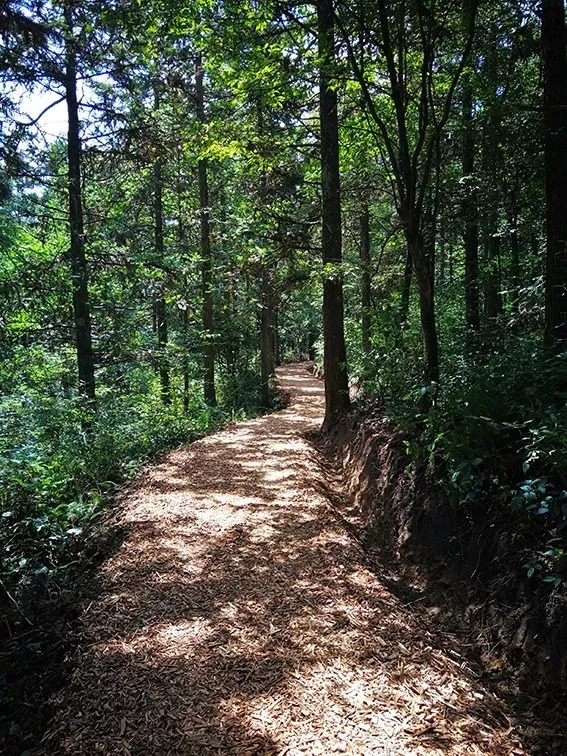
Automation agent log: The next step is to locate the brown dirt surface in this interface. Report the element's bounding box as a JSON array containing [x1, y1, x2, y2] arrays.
[[40, 364, 530, 755]]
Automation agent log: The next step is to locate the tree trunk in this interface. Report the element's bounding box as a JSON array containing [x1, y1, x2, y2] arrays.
[[438, 218, 446, 295], [399, 249, 412, 323], [424, 205, 437, 282], [484, 218, 502, 319], [508, 200, 521, 313], [225, 275, 236, 375], [308, 332, 317, 361], [360, 206, 372, 355], [155, 295, 170, 403], [462, 75, 480, 329], [410, 232, 440, 384], [196, 53, 217, 405], [177, 158, 190, 413], [152, 108, 170, 405], [542, 0, 567, 349], [64, 5, 95, 404], [273, 306, 281, 366], [256, 98, 275, 407], [260, 267, 275, 408], [318, 0, 350, 428], [182, 277, 190, 413]]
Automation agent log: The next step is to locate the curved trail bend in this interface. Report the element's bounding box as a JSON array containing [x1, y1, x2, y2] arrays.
[[45, 363, 525, 755]]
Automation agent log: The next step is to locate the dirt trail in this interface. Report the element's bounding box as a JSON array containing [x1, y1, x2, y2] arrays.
[[43, 364, 526, 755]]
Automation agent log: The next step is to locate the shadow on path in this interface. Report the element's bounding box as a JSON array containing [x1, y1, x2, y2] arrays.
[[43, 364, 528, 755]]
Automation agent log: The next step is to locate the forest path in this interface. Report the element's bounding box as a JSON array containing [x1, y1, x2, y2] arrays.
[[44, 363, 526, 755]]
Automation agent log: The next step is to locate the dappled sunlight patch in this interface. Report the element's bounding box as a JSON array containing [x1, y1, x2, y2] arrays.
[[346, 564, 381, 590], [156, 618, 213, 652], [211, 492, 265, 508], [95, 618, 215, 659], [263, 467, 296, 483], [307, 526, 352, 549], [241, 438, 307, 458], [245, 522, 279, 542], [44, 365, 528, 755], [190, 505, 251, 531]]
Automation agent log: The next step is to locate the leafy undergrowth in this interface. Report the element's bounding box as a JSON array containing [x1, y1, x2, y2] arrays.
[[0, 391, 225, 613], [407, 349, 567, 587], [0, 377, 289, 754], [348, 313, 567, 587]]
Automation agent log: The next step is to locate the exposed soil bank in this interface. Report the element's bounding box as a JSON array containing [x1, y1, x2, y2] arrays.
[[310, 403, 567, 751]]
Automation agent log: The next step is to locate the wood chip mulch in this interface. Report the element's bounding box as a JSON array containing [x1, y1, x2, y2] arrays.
[[41, 364, 528, 755]]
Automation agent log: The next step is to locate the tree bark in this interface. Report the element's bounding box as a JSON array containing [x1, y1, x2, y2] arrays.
[[462, 75, 480, 329], [153, 84, 170, 405], [411, 234, 440, 384], [196, 52, 217, 405], [256, 98, 276, 407], [260, 267, 275, 407], [542, 0, 567, 349], [399, 248, 412, 323], [225, 273, 237, 375], [182, 275, 190, 413], [360, 206, 372, 355], [64, 4, 95, 404], [154, 294, 170, 403], [273, 306, 281, 366], [484, 217, 502, 319], [318, 0, 350, 428], [401, 204, 440, 385], [438, 217, 446, 294], [177, 156, 190, 413], [508, 199, 521, 313]]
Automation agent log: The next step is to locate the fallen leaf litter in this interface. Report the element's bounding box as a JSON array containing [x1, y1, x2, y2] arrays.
[[43, 364, 527, 755]]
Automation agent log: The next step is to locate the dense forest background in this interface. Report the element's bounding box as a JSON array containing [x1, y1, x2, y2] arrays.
[[1, 0, 567, 608]]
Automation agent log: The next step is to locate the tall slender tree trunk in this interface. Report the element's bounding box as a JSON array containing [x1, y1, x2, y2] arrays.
[[438, 218, 446, 294], [484, 218, 502, 319], [360, 206, 372, 356], [273, 306, 281, 366], [411, 234, 440, 384], [154, 295, 170, 403], [508, 198, 521, 313], [217, 186, 237, 377], [399, 248, 412, 323], [542, 0, 567, 349], [153, 86, 170, 404], [318, 0, 350, 428], [177, 152, 190, 413], [196, 53, 217, 405], [462, 75, 480, 329], [64, 5, 95, 403], [401, 201, 440, 384], [182, 275, 190, 413], [224, 277, 236, 376], [424, 205, 437, 281], [260, 267, 275, 408], [256, 99, 276, 407]]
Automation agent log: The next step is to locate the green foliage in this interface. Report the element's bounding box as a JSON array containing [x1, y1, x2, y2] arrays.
[[0, 366, 232, 597], [0, 0, 560, 608], [349, 300, 567, 583]]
